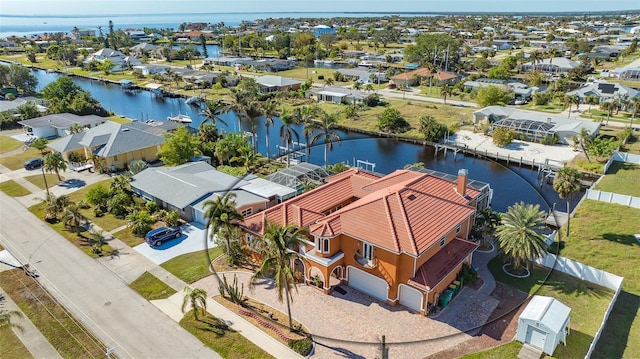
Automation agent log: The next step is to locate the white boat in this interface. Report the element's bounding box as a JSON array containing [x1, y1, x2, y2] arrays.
[[323, 60, 336, 65], [185, 96, 201, 105], [167, 114, 192, 123], [313, 59, 323, 66]]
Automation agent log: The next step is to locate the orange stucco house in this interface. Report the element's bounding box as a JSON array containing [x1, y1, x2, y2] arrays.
[[241, 167, 492, 315]]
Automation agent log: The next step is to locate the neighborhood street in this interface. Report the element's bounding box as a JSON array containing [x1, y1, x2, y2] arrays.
[[0, 191, 220, 359]]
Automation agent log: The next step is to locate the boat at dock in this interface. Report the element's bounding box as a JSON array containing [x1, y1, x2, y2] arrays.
[[185, 95, 202, 105], [167, 114, 192, 123]]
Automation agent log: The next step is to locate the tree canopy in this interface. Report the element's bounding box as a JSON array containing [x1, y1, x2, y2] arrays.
[[158, 126, 201, 166], [41, 76, 106, 115]]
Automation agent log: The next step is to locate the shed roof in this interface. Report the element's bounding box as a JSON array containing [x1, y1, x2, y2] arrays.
[[520, 295, 571, 334]]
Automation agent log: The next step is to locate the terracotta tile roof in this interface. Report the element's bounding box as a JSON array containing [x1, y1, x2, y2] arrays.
[[390, 68, 432, 81], [241, 169, 380, 235], [408, 238, 478, 290], [434, 71, 459, 81]]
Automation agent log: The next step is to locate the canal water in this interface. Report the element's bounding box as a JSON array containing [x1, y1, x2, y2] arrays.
[[29, 68, 572, 212]]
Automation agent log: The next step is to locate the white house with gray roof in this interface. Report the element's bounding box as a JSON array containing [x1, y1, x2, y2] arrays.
[[255, 75, 302, 93], [567, 80, 640, 103], [307, 86, 374, 105], [18, 113, 106, 139], [130, 162, 284, 224], [521, 57, 580, 74]]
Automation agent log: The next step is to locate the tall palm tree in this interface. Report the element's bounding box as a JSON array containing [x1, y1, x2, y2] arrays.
[[309, 111, 342, 167], [251, 221, 308, 331], [552, 167, 582, 237], [629, 97, 640, 128], [199, 99, 228, 129], [244, 101, 263, 154], [202, 193, 244, 259], [110, 175, 131, 195], [261, 99, 279, 161], [495, 202, 547, 273], [226, 88, 250, 133], [441, 84, 453, 104], [0, 310, 23, 332], [181, 287, 208, 321], [294, 105, 319, 160], [44, 151, 67, 181], [279, 108, 300, 167]]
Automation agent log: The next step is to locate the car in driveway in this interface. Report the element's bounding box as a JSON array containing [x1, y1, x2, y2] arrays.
[[23, 158, 43, 170], [145, 226, 182, 247]]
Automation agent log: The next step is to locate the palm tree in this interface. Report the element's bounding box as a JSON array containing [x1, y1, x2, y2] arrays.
[[261, 99, 279, 161], [309, 111, 342, 167], [110, 175, 131, 195], [44, 151, 67, 181], [629, 97, 640, 128], [0, 310, 23, 332], [251, 221, 308, 331], [226, 89, 250, 133], [365, 83, 375, 92], [279, 108, 300, 167], [552, 167, 582, 237], [585, 95, 599, 115], [352, 81, 362, 90], [244, 101, 263, 153], [182, 287, 208, 321], [495, 202, 547, 274], [324, 77, 334, 86], [199, 100, 228, 129], [294, 105, 319, 160], [474, 207, 501, 249], [202, 193, 244, 259], [62, 202, 86, 235], [441, 84, 453, 104], [40, 193, 70, 221]]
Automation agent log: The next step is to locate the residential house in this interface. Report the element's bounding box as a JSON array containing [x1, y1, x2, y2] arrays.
[[313, 25, 336, 37], [567, 80, 640, 103], [256, 75, 302, 93], [0, 96, 47, 116], [521, 57, 580, 74], [241, 168, 492, 314], [337, 68, 387, 84], [69, 28, 96, 41], [132, 64, 169, 76], [129, 43, 160, 58], [390, 68, 432, 87], [18, 113, 105, 139], [474, 106, 601, 144], [245, 59, 295, 72], [464, 78, 538, 101], [47, 120, 165, 171], [432, 71, 463, 86], [83, 48, 141, 72], [307, 86, 374, 105], [130, 162, 293, 223]]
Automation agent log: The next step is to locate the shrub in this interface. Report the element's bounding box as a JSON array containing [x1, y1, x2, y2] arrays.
[[541, 133, 559, 145], [163, 210, 181, 227], [145, 201, 158, 213], [418, 115, 448, 142], [491, 127, 517, 146], [86, 185, 111, 209], [377, 108, 409, 133], [288, 338, 313, 356], [458, 263, 478, 285], [575, 159, 604, 173], [68, 152, 86, 163]]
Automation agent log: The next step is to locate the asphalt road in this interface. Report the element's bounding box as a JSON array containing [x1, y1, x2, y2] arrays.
[[0, 191, 219, 359]]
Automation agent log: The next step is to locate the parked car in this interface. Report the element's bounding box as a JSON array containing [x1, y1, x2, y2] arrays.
[[145, 226, 182, 247], [23, 158, 43, 170]]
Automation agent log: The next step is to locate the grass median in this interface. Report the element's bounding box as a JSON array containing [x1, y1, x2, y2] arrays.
[[160, 247, 223, 283], [129, 271, 177, 300], [0, 180, 31, 197]]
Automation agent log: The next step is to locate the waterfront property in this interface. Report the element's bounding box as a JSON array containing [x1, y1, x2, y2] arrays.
[[473, 106, 601, 144], [516, 295, 571, 356], [131, 161, 294, 224], [18, 113, 106, 139], [307, 85, 374, 104], [520, 57, 580, 74], [255, 75, 302, 93], [567, 80, 640, 103], [241, 168, 492, 314], [47, 120, 164, 171]]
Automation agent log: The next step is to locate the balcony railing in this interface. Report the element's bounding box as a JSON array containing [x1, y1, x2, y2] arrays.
[[354, 252, 377, 269]]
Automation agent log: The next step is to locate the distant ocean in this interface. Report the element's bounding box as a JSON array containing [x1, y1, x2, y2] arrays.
[[0, 12, 433, 38]]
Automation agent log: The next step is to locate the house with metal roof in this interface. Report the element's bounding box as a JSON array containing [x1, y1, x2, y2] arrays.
[[47, 120, 166, 171], [255, 75, 302, 93], [130, 161, 288, 223], [307, 86, 374, 105], [241, 167, 491, 314], [18, 113, 106, 139], [474, 106, 601, 144]]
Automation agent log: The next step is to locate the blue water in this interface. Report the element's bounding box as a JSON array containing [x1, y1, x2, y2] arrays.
[[24, 67, 571, 213]]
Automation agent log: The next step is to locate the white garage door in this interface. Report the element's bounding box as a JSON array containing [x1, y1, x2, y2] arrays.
[[347, 266, 388, 302], [399, 285, 423, 312], [193, 208, 206, 225], [525, 326, 547, 350]]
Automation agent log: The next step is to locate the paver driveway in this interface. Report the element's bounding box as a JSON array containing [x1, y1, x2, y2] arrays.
[[195, 272, 496, 358]]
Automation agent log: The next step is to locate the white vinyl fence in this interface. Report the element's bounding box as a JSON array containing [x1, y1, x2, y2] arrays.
[[585, 189, 640, 208], [535, 253, 623, 359]]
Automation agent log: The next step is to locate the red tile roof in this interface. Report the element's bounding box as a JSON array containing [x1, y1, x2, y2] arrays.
[[408, 238, 478, 290], [390, 68, 433, 81]]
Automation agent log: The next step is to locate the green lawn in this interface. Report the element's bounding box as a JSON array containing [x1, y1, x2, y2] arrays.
[[558, 200, 640, 359], [160, 247, 223, 283], [0, 147, 42, 170], [274, 67, 341, 83], [24, 173, 64, 190], [113, 227, 145, 247], [487, 257, 613, 359], [0, 270, 106, 358], [64, 178, 130, 232], [129, 271, 177, 300], [0, 327, 33, 359], [0, 136, 23, 154], [595, 161, 640, 197], [107, 115, 133, 124], [461, 341, 523, 359], [28, 201, 115, 258], [0, 180, 31, 197], [180, 310, 274, 359]]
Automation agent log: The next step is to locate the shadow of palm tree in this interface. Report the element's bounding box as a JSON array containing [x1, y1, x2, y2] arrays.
[[314, 340, 367, 359], [602, 233, 639, 246]]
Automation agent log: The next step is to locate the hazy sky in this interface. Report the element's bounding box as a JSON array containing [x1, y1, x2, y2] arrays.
[[2, 0, 639, 16]]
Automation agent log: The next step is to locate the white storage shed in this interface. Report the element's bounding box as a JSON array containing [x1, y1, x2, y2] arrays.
[[516, 296, 571, 356]]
